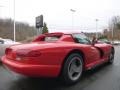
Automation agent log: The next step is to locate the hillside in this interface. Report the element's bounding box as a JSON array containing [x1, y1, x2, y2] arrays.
[[0, 18, 36, 41]]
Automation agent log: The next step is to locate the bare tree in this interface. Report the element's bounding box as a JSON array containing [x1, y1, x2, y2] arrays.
[[0, 18, 37, 41]]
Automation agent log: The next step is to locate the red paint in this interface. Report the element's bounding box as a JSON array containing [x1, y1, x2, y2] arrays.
[[1, 32, 113, 77]]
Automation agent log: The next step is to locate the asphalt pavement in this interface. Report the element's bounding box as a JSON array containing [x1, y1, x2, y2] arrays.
[[0, 45, 120, 90]]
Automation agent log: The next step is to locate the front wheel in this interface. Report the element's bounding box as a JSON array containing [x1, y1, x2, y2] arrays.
[[61, 53, 83, 85]]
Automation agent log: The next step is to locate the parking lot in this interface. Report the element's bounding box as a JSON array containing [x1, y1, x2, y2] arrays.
[[0, 45, 120, 90]]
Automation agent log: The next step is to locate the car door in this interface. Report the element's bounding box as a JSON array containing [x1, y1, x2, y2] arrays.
[[72, 33, 100, 67], [78, 43, 100, 68]]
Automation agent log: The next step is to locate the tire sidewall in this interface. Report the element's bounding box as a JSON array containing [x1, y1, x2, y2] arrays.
[[108, 48, 114, 64], [62, 53, 83, 84]]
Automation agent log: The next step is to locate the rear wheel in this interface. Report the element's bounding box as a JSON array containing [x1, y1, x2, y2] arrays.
[[61, 53, 83, 85], [108, 48, 114, 64]]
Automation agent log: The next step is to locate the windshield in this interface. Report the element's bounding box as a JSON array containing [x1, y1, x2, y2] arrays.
[[72, 33, 91, 44]]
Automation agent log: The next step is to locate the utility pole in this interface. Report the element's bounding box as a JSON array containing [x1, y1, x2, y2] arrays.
[[112, 24, 114, 44], [70, 9, 76, 30], [13, 0, 16, 41], [95, 19, 98, 38]]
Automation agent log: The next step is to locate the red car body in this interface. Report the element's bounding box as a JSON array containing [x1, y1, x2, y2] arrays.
[[1, 32, 114, 78]]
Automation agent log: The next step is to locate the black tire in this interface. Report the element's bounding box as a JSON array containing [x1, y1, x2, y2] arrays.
[[108, 48, 114, 64], [61, 53, 83, 85]]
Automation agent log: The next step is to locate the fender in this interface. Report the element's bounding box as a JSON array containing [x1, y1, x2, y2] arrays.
[[95, 47, 104, 58], [95, 44, 111, 58]]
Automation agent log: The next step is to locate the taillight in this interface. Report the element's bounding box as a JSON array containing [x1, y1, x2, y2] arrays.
[[5, 48, 16, 60], [15, 50, 41, 61], [5, 48, 12, 55], [27, 51, 41, 57], [16, 50, 41, 57]]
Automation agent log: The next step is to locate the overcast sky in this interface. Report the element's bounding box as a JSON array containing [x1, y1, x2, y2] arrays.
[[0, 0, 120, 32]]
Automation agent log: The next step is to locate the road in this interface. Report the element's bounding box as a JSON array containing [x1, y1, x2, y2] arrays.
[[0, 45, 120, 90]]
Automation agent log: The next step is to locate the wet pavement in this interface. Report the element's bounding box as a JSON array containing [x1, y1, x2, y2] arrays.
[[0, 46, 120, 90]]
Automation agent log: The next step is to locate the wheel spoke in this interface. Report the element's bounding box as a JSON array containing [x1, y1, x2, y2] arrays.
[[69, 67, 74, 76], [71, 63, 81, 72], [68, 57, 82, 80], [75, 66, 82, 72]]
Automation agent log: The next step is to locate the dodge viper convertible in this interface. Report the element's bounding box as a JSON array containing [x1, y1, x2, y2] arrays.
[[1, 32, 115, 84]]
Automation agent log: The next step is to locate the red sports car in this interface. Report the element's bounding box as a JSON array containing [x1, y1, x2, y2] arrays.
[[1, 32, 115, 84]]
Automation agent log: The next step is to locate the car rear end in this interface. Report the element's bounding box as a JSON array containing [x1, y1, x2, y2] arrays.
[[1, 46, 61, 77], [1, 32, 76, 77]]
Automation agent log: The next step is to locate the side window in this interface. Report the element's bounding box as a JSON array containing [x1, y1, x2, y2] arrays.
[[72, 33, 91, 44]]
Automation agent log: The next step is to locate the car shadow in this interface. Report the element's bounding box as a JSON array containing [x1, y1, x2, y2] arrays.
[[8, 63, 113, 90]]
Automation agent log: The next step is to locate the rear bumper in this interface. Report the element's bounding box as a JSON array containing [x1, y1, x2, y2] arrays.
[[1, 56, 61, 77]]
